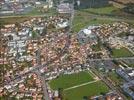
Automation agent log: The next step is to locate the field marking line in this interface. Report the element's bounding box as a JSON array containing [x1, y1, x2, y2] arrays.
[[64, 79, 100, 91]]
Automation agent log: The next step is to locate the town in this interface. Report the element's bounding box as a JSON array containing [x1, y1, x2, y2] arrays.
[[0, 0, 134, 100]]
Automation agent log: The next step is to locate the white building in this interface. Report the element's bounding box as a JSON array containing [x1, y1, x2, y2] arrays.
[[57, 3, 72, 13]]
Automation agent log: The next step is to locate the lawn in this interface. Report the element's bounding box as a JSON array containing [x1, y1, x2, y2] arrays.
[[63, 81, 109, 100], [111, 47, 134, 58], [49, 71, 94, 90]]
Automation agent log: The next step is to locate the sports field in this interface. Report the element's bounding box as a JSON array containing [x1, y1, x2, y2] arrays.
[[49, 71, 94, 90], [49, 71, 109, 100], [63, 81, 109, 100]]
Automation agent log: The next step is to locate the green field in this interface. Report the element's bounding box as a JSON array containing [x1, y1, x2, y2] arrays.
[[25, 8, 43, 16], [72, 5, 134, 33], [49, 71, 94, 90], [111, 47, 134, 58], [82, 6, 118, 15], [24, 8, 56, 16], [0, 17, 32, 25], [0, 8, 56, 25], [72, 11, 115, 32], [63, 81, 109, 100]]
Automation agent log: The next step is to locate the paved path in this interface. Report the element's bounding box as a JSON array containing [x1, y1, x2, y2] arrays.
[[64, 80, 100, 91]]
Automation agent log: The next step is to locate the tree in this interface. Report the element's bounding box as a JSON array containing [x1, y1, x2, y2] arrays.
[[83, 96, 88, 100], [58, 88, 64, 99], [41, 27, 47, 36], [32, 31, 38, 38]]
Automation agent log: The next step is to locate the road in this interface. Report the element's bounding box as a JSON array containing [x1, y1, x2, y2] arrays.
[[0, 14, 54, 18], [33, 70, 50, 100]]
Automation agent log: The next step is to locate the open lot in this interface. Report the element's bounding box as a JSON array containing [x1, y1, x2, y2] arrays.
[[111, 47, 134, 58], [63, 81, 109, 100], [49, 71, 94, 90]]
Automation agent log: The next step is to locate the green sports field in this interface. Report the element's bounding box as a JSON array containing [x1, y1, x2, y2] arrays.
[[49, 71, 109, 100], [49, 71, 94, 90], [63, 81, 109, 100]]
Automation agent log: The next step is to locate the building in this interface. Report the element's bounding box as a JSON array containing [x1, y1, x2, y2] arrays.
[[91, 91, 123, 100], [116, 68, 134, 99], [77, 26, 98, 44], [122, 80, 134, 99], [57, 3, 72, 13]]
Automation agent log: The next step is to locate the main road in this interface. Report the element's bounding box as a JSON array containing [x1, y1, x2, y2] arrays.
[[33, 70, 50, 100]]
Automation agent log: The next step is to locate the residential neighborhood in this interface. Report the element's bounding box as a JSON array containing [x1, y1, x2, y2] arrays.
[[0, 0, 134, 100]]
